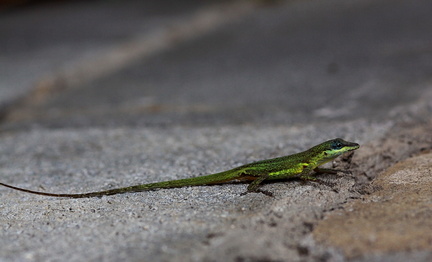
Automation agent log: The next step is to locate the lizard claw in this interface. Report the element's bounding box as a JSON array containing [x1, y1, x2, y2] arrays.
[[241, 189, 274, 197]]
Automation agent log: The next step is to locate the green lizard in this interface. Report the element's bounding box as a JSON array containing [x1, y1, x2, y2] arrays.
[[0, 138, 359, 198]]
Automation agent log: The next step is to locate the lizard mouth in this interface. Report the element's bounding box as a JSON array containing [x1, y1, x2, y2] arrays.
[[342, 141, 360, 152], [348, 144, 360, 151]]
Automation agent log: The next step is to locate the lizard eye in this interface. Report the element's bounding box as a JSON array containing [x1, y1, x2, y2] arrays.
[[332, 141, 343, 150]]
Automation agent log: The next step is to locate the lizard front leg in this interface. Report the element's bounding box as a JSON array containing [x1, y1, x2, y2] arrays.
[[299, 174, 338, 193], [314, 167, 351, 175]]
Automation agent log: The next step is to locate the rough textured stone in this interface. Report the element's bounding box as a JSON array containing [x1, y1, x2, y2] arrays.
[[314, 153, 432, 259]]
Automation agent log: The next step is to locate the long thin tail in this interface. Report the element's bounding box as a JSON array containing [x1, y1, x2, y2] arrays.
[[0, 169, 244, 198]]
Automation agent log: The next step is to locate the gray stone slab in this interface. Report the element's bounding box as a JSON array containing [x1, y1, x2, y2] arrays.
[[0, 121, 385, 262]]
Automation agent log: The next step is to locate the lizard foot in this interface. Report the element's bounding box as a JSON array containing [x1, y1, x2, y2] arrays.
[[241, 189, 274, 197]]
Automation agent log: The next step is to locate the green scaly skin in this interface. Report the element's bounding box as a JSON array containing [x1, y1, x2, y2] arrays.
[[0, 138, 359, 198]]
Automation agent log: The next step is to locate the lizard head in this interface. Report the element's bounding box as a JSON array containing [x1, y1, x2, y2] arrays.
[[314, 138, 360, 164]]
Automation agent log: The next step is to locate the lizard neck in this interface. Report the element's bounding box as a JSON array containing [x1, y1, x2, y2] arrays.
[[302, 148, 337, 169]]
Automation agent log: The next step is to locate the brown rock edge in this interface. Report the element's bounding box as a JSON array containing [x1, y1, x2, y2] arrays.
[[313, 151, 432, 259]]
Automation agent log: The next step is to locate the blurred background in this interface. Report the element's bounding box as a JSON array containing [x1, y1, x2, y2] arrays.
[[1, 0, 431, 130]]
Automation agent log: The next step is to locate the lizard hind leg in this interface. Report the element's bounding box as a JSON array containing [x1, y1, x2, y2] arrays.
[[241, 173, 273, 197]]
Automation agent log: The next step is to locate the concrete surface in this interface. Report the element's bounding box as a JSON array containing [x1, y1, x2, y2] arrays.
[[1, 0, 432, 261]]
